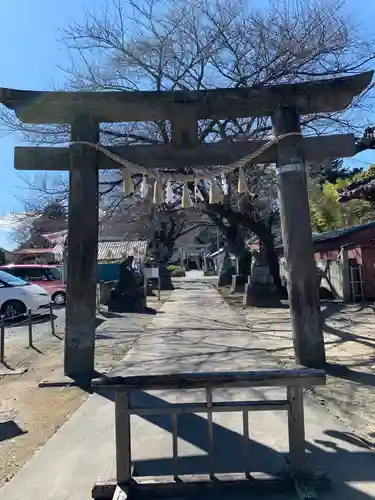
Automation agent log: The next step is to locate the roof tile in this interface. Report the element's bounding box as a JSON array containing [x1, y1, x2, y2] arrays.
[[54, 240, 148, 262]]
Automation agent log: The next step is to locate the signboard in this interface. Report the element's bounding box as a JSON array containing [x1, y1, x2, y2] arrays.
[[144, 267, 160, 279]]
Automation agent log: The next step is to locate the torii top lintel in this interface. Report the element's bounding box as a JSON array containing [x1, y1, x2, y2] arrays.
[[0, 71, 372, 125]]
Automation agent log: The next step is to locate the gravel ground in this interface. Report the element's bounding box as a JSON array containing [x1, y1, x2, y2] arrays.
[[220, 287, 375, 446], [0, 292, 171, 487]]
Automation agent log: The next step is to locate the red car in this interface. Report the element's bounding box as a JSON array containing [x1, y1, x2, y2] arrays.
[[0, 264, 67, 305]]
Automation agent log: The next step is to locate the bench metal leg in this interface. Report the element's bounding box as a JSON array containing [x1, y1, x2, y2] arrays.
[[287, 386, 306, 479], [115, 391, 132, 485]]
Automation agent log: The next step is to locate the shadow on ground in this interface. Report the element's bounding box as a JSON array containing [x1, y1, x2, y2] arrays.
[[85, 384, 375, 499], [0, 421, 27, 443]]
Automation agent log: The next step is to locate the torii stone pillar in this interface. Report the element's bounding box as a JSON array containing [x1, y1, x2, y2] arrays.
[[64, 115, 99, 378]]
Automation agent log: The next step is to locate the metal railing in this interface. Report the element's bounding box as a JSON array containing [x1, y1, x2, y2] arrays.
[[92, 368, 327, 499], [0, 303, 56, 365]]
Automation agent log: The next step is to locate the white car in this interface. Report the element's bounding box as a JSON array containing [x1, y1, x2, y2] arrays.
[[0, 269, 51, 320]]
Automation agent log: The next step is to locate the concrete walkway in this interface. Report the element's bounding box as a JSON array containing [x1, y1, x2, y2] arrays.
[[1, 280, 375, 499]]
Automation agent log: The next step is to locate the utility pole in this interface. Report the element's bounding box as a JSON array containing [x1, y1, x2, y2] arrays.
[[272, 106, 326, 368]]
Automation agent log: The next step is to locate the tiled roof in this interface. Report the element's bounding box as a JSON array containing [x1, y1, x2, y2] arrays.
[[98, 240, 148, 261], [13, 248, 55, 255], [276, 220, 375, 251], [54, 240, 149, 262], [311, 220, 375, 244]]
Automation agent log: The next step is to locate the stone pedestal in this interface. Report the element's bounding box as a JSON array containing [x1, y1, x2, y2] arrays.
[[108, 289, 147, 312], [99, 281, 116, 306], [243, 265, 281, 307], [230, 274, 247, 293]]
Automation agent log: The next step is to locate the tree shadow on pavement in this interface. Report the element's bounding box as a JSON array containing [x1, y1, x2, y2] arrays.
[[325, 362, 375, 387], [89, 387, 375, 499]]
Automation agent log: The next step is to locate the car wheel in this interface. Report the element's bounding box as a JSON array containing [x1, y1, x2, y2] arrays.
[[52, 292, 66, 306], [2, 300, 27, 320]]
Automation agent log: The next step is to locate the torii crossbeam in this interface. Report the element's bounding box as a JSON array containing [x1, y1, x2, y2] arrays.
[[0, 70, 372, 378]]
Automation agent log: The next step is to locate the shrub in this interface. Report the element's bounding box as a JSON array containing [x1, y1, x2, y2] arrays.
[[167, 265, 179, 271], [168, 265, 186, 277]]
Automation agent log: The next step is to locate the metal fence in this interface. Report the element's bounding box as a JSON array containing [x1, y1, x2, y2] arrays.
[[0, 304, 56, 365]]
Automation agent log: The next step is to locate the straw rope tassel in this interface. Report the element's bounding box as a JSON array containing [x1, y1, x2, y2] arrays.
[[237, 167, 248, 194], [221, 172, 229, 196], [165, 181, 174, 204], [140, 175, 149, 198], [122, 169, 134, 195], [209, 179, 221, 204], [73, 133, 301, 183], [153, 176, 164, 204], [182, 182, 193, 208]]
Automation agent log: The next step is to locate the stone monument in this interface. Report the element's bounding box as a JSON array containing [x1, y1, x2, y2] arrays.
[[108, 255, 146, 312], [243, 249, 281, 306]]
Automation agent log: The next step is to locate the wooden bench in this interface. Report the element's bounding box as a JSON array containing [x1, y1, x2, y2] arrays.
[[91, 368, 329, 499]]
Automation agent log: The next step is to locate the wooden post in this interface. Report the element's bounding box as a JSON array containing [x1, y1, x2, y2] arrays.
[[287, 386, 306, 479], [64, 115, 99, 379], [115, 391, 132, 484], [272, 106, 325, 368]]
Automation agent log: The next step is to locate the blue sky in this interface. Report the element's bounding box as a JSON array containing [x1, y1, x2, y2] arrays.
[[0, 0, 92, 247], [0, 0, 374, 249]]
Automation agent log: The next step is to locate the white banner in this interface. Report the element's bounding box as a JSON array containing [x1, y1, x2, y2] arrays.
[[144, 267, 159, 278]]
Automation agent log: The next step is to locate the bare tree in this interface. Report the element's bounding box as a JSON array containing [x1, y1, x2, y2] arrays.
[[11, 199, 68, 250], [2, 0, 375, 283], [100, 189, 210, 287]]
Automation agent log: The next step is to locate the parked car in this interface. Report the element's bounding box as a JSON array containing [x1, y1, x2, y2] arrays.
[[0, 264, 66, 305], [0, 269, 51, 319]]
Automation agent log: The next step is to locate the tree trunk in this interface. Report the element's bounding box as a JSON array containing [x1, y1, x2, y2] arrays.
[[224, 223, 249, 275], [151, 242, 175, 291], [237, 249, 251, 276], [209, 204, 283, 291], [206, 204, 283, 290]]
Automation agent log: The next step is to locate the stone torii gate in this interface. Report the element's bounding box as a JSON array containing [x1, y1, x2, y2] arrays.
[[0, 71, 372, 378]]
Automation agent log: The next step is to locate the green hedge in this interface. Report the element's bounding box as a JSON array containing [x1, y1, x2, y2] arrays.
[[168, 265, 186, 277], [167, 265, 180, 271]]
